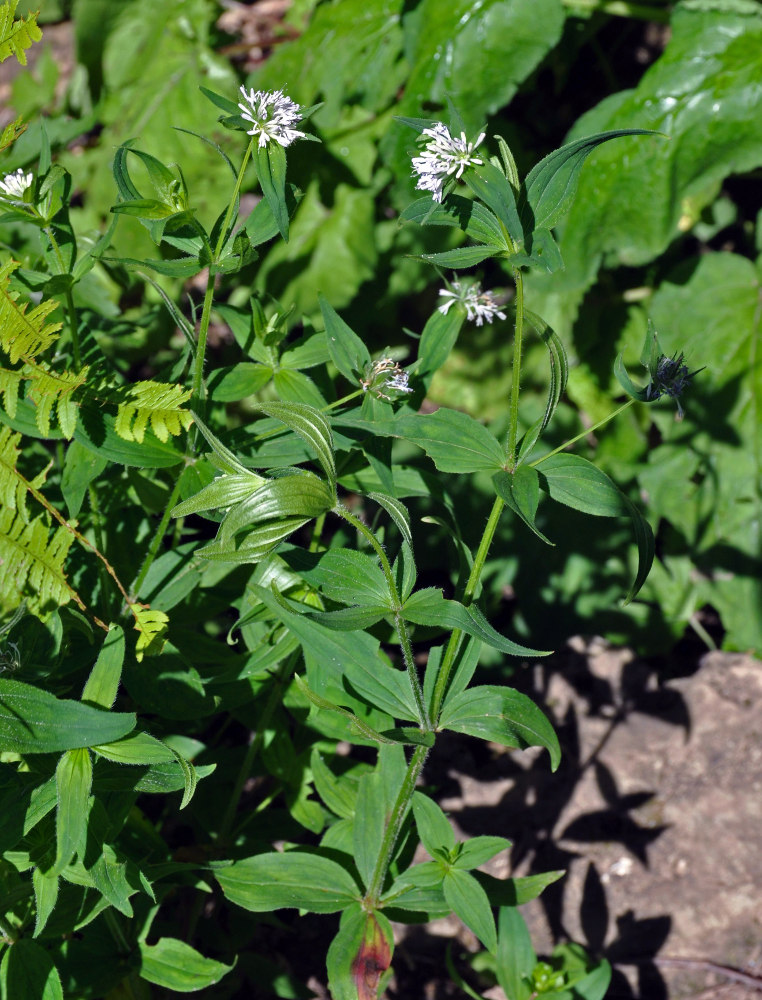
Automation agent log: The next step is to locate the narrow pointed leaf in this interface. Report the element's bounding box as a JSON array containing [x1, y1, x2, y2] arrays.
[[443, 868, 497, 954], [216, 851, 360, 913], [439, 685, 561, 771], [519, 129, 658, 231], [139, 938, 233, 992], [493, 468, 553, 546], [319, 294, 371, 383], [255, 400, 336, 489], [54, 748, 92, 873], [255, 141, 289, 241]]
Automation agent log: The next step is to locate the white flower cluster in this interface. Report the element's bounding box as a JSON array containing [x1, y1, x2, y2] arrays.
[[238, 86, 306, 148], [361, 358, 413, 401], [438, 281, 507, 327], [0, 168, 33, 200], [411, 123, 485, 203]]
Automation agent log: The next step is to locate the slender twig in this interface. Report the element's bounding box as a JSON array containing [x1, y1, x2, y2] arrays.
[[529, 399, 635, 468], [336, 504, 429, 729], [364, 744, 428, 907], [130, 475, 184, 600], [620, 957, 762, 992], [506, 268, 525, 469]]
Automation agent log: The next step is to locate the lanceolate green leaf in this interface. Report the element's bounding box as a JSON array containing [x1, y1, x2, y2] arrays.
[[394, 409, 505, 473], [0, 678, 136, 754], [81, 625, 125, 709], [536, 453, 654, 601], [54, 748, 92, 873], [493, 467, 553, 546], [443, 868, 497, 954], [216, 851, 360, 913], [255, 400, 336, 489], [138, 939, 233, 992], [319, 294, 371, 384], [519, 129, 658, 232], [403, 588, 550, 658], [255, 141, 289, 242], [0, 939, 64, 1000], [439, 685, 561, 770], [464, 160, 523, 246]]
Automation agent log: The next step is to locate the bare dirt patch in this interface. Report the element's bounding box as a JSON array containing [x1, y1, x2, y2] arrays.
[[392, 641, 762, 999]]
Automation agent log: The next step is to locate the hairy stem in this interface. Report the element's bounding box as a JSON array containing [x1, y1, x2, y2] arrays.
[[506, 268, 525, 469], [429, 494, 505, 722], [130, 475, 184, 600], [529, 398, 635, 467], [364, 744, 428, 907], [337, 504, 430, 730]]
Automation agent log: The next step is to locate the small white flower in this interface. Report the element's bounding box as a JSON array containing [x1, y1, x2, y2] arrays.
[[411, 123, 485, 203], [361, 358, 413, 400], [0, 168, 33, 200], [238, 86, 306, 148], [438, 281, 507, 327]]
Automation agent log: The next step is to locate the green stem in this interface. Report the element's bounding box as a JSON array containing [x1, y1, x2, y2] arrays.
[[325, 388, 364, 411], [190, 141, 255, 407], [506, 268, 525, 469], [364, 744, 428, 907], [217, 651, 298, 847], [337, 505, 430, 730], [130, 475, 184, 600], [429, 494, 505, 722], [529, 399, 634, 468], [104, 909, 131, 955], [88, 484, 111, 621], [309, 511, 326, 553], [191, 271, 216, 406], [65, 288, 81, 372]]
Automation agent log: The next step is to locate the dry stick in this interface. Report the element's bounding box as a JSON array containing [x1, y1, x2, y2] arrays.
[[621, 957, 762, 992], [15, 465, 137, 632]]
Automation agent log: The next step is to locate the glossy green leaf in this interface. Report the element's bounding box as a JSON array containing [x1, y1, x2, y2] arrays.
[[542, 3, 762, 297], [415, 303, 466, 386], [412, 791, 455, 855], [218, 472, 333, 542], [54, 748, 92, 873], [536, 453, 654, 601], [454, 836, 511, 871], [255, 141, 289, 241], [0, 679, 135, 754], [0, 939, 63, 1000], [519, 129, 657, 233], [496, 906, 536, 1000], [493, 467, 553, 546], [443, 868, 497, 954], [255, 400, 336, 489], [216, 851, 360, 913], [419, 245, 499, 269], [198, 517, 310, 565], [138, 938, 233, 992], [403, 589, 550, 658], [171, 472, 267, 519], [400, 194, 509, 249], [280, 547, 390, 607], [310, 750, 358, 820], [252, 584, 420, 722], [207, 363, 273, 402], [439, 685, 561, 770], [464, 160, 523, 245], [32, 869, 59, 937], [394, 409, 505, 473], [319, 294, 371, 384], [81, 625, 125, 709]]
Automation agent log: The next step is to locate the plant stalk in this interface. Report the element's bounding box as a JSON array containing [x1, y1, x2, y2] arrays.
[[506, 267, 525, 469], [130, 475, 184, 600], [364, 744, 428, 907], [337, 505, 430, 730], [529, 398, 635, 467]]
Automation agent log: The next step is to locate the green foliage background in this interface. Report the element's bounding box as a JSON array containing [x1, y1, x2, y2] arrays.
[[10, 0, 753, 653]]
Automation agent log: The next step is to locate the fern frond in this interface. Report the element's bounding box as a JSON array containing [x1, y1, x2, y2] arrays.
[[0, 366, 23, 418], [0, 506, 80, 616], [130, 606, 169, 661], [0, 261, 62, 364], [28, 364, 90, 438], [0, 115, 27, 153], [0, 1, 42, 66], [0, 424, 26, 516], [112, 381, 194, 443]]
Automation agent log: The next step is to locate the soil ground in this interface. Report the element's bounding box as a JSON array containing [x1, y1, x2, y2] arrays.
[[387, 641, 762, 1000]]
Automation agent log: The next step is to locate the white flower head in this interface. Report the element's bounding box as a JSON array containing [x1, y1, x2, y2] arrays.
[[0, 168, 33, 200], [238, 86, 306, 148], [411, 123, 485, 203], [438, 280, 507, 327], [361, 357, 413, 401]]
